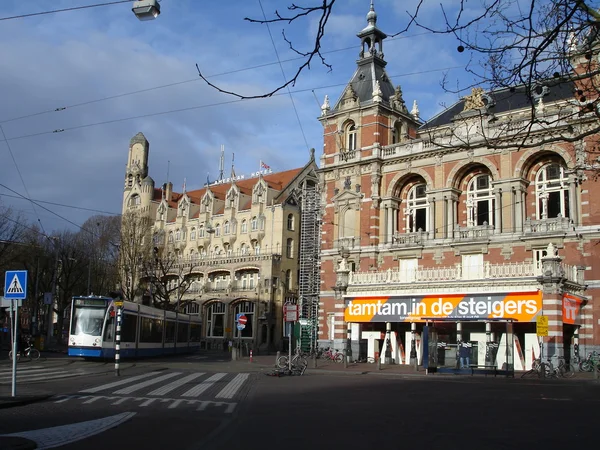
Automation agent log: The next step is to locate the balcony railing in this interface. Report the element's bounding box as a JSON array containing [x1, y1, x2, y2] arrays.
[[348, 261, 581, 285], [524, 216, 572, 234], [172, 252, 281, 269], [453, 224, 494, 240], [392, 231, 430, 246]]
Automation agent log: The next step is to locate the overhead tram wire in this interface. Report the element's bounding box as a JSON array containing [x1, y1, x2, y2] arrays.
[[0, 1, 133, 22], [258, 0, 309, 150], [0, 123, 47, 236], [0, 183, 111, 236], [0, 31, 438, 125], [0, 191, 120, 216], [0, 66, 464, 144]]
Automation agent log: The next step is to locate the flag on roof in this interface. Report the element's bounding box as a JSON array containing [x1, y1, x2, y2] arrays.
[[260, 160, 270, 170]]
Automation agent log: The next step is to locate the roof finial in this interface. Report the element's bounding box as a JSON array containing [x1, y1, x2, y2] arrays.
[[367, 1, 377, 25], [411, 100, 420, 119]]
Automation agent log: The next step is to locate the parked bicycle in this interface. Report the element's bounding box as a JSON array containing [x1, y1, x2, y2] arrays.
[[321, 347, 344, 363], [9, 339, 41, 362], [276, 347, 308, 370], [521, 356, 575, 378], [579, 351, 600, 372]]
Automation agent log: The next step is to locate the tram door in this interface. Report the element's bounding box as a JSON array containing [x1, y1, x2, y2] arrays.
[[422, 324, 439, 372]]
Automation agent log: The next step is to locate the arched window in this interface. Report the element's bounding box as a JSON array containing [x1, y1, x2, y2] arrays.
[[129, 194, 141, 206], [252, 240, 260, 255], [190, 227, 196, 240], [206, 302, 225, 337], [224, 221, 230, 234], [215, 223, 221, 237], [175, 229, 181, 241], [241, 220, 247, 233], [240, 243, 248, 255], [234, 301, 255, 338], [198, 225, 205, 238], [168, 231, 174, 242], [287, 214, 294, 231], [346, 122, 357, 151], [286, 238, 294, 258], [391, 122, 403, 144], [404, 183, 428, 232], [467, 174, 494, 227], [536, 163, 569, 219], [251, 216, 258, 231]]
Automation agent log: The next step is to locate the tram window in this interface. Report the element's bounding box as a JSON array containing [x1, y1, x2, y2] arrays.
[[120, 314, 137, 342], [165, 320, 176, 343], [190, 324, 201, 341], [104, 315, 115, 342], [71, 306, 105, 337], [141, 317, 163, 343], [177, 323, 189, 342]]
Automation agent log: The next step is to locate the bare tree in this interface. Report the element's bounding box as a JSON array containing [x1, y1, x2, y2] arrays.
[[118, 211, 152, 303], [141, 238, 199, 311], [198, 1, 600, 158], [0, 201, 28, 274]]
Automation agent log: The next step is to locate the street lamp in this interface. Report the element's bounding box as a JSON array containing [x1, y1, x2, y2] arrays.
[[132, 0, 160, 21]]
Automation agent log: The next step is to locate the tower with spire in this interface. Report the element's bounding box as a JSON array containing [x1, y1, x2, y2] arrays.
[[123, 132, 154, 215]]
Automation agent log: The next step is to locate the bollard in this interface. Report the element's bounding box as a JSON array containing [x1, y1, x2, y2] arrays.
[[249, 350, 253, 364], [377, 355, 382, 371], [275, 351, 280, 366], [344, 350, 348, 368]]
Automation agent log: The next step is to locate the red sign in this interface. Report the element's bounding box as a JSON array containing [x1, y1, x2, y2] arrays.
[[283, 303, 298, 322], [238, 315, 247, 325], [562, 293, 583, 325]]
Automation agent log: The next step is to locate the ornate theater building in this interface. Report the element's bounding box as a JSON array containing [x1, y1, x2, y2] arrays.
[[317, 4, 599, 372]]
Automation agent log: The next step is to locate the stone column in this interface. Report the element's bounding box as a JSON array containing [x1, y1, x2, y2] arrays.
[[567, 175, 578, 225], [536, 243, 566, 360], [334, 248, 351, 357], [494, 189, 502, 233]]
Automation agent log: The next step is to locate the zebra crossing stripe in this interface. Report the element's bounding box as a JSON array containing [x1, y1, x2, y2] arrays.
[[181, 373, 226, 398], [0, 370, 71, 381], [0, 366, 45, 373], [215, 373, 249, 399], [113, 372, 182, 395], [80, 371, 163, 393], [147, 373, 205, 396]]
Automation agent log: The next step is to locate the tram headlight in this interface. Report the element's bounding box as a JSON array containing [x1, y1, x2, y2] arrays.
[[94, 338, 101, 344]]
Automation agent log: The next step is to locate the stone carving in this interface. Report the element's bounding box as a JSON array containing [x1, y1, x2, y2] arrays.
[[463, 87, 486, 111], [390, 85, 407, 112], [321, 95, 330, 116], [344, 176, 352, 190], [373, 81, 382, 102]]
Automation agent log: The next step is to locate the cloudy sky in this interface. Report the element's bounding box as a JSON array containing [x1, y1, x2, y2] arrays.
[[0, 0, 477, 235]]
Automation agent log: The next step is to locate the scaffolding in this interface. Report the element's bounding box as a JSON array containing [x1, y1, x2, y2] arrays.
[[298, 183, 321, 352]]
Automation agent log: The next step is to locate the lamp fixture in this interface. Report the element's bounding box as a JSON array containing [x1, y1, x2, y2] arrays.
[[132, 0, 160, 21]]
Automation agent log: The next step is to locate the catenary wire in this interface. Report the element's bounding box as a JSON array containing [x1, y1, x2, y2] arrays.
[[0, 31, 435, 125], [0, 1, 134, 21], [0, 191, 120, 216], [0, 66, 464, 144], [258, 0, 309, 150], [0, 123, 47, 236]]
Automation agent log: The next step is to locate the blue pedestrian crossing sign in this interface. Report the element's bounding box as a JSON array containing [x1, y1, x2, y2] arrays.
[[4, 270, 27, 300]]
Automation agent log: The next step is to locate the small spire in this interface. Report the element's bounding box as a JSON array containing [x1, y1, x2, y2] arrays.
[[367, 1, 377, 26], [182, 177, 186, 193], [411, 100, 420, 119]]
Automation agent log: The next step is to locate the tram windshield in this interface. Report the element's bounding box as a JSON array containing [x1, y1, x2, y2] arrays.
[[71, 300, 107, 337]]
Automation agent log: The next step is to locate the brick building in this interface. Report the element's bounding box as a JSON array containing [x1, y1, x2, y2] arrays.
[[316, 3, 599, 370]]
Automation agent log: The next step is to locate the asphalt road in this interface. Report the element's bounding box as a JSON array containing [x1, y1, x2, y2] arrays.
[[0, 354, 598, 450]]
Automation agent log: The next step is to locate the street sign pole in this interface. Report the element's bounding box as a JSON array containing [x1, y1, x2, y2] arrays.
[[12, 299, 18, 397], [115, 306, 122, 377]]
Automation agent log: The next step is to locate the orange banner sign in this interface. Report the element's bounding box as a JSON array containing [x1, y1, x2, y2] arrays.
[[344, 291, 543, 323]]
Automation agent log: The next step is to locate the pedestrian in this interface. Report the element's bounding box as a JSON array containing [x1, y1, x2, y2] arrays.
[[459, 340, 471, 369]]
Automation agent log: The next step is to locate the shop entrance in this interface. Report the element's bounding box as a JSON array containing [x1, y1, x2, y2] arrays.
[[422, 318, 515, 377]]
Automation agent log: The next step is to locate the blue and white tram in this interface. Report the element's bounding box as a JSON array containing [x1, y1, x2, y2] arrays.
[[68, 296, 202, 358]]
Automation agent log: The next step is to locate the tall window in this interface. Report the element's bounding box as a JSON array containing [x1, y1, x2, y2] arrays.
[[190, 227, 196, 240], [467, 174, 494, 227], [286, 238, 294, 258], [215, 223, 221, 237], [168, 231, 174, 242], [251, 216, 258, 231], [241, 220, 247, 233], [285, 269, 292, 290], [234, 301, 255, 338], [206, 302, 225, 337], [224, 221, 230, 234], [198, 225, 205, 238], [391, 122, 403, 144], [240, 243, 248, 255], [287, 214, 294, 231], [405, 183, 428, 232], [175, 229, 181, 241], [346, 122, 357, 150], [536, 163, 569, 219]]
